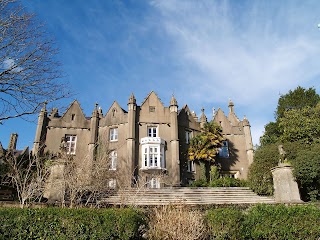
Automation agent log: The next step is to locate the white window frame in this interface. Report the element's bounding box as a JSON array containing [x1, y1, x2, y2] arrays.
[[185, 130, 192, 144], [147, 126, 158, 137], [187, 160, 195, 172], [108, 178, 116, 189], [65, 135, 77, 154], [109, 128, 118, 142], [219, 140, 229, 158], [142, 144, 165, 168], [150, 177, 160, 189], [109, 150, 117, 170]]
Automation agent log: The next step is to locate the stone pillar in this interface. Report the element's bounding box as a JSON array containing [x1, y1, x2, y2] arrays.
[[85, 104, 100, 183], [127, 93, 136, 186], [243, 116, 254, 165], [8, 133, 18, 150], [169, 95, 180, 186], [33, 102, 48, 156], [271, 164, 302, 203], [200, 107, 207, 130], [88, 103, 100, 160]]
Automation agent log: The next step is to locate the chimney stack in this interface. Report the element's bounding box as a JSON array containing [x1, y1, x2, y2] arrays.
[[8, 133, 18, 150]]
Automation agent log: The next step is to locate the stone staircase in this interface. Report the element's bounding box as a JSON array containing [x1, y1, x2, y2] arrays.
[[100, 187, 275, 206]]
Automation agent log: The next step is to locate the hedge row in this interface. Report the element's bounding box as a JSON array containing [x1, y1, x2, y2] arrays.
[[206, 204, 320, 240], [0, 208, 145, 240], [1, 205, 319, 239]]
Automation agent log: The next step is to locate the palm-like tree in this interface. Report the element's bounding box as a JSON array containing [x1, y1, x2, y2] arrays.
[[188, 121, 224, 181]]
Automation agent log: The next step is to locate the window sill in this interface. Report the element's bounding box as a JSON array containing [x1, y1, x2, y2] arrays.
[[140, 167, 167, 172]]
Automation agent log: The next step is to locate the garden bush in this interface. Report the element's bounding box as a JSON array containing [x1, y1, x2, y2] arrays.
[[189, 178, 208, 187], [243, 204, 320, 240], [206, 207, 244, 240], [209, 177, 248, 187], [247, 144, 278, 195], [206, 204, 320, 240], [0, 207, 145, 240]]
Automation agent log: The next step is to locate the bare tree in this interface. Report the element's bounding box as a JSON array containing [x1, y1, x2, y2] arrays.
[[0, 0, 70, 122], [58, 139, 121, 208], [1, 148, 51, 208]]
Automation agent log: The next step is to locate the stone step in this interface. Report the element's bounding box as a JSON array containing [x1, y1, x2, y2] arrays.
[[100, 187, 275, 205]]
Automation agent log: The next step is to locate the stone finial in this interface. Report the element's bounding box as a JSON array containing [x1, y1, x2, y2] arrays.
[[191, 111, 198, 122], [41, 101, 48, 112], [128, 93, 136, 105], [200, 107, 207, 122], [92, 103, 99, 116], [50, 108, 59, 117], [170, 95, 178, 106], [98, 106, 103, 116], [228, 99, 234, 113], [243, 115, 250, 126]]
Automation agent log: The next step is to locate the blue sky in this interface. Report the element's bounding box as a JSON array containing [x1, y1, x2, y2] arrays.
[[1, 0, 320, 149]]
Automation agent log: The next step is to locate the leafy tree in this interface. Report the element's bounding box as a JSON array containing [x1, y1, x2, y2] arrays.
[[276, 86, 320, 120], [279, 104, 320, 144], [0, 0, 70, 122], [259, 121, 282, 146], [260, 86, 319, 146], [188, 121, 223, 162], [248, 144, 278, 195], [188, 121, 224, 182]]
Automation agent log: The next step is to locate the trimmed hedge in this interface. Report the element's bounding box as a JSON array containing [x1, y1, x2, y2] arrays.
[[206, 207, 244, 240], [1, 205, 320, 239], [206, 204, 320, 240], [243, 204, 320, 240], [0, 207, 145, 240]]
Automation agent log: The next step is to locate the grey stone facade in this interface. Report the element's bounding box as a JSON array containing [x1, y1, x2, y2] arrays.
[[33, 92, 254, 188]]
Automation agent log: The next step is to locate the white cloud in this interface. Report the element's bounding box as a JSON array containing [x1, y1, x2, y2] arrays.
[[2, 58, 22, 73], [150, 0, 320, 144]]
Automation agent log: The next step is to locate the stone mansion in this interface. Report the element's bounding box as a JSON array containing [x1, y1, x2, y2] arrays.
[[33, 91, 254, 188]]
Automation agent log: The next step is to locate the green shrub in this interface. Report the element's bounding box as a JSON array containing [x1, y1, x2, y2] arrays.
[[206, 208, 244, 240], [209, 177, 248, 187], [206, 204, 320, 240], [248, 144, 279, 195], [243, 204, 320, 240], [189, 178, 208, 187], [0, 207, 145, 240], [290, 143, 320, 201]]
